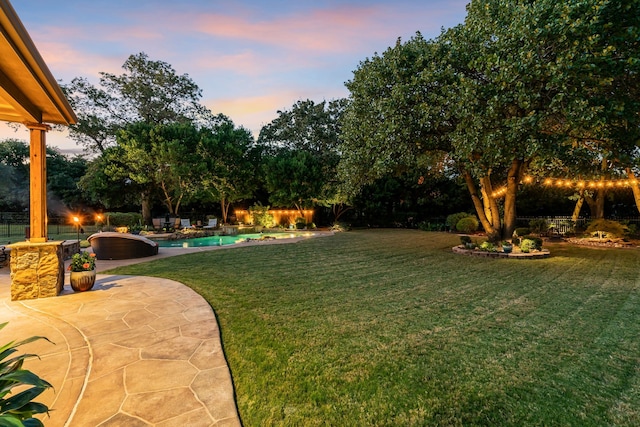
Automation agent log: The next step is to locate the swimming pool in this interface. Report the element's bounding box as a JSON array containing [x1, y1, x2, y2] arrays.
[[156, 232, 313, 248]]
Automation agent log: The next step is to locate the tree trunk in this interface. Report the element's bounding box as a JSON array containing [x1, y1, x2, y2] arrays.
[[572, 189, 585, 222], [220, 198, 230, 224], [589, 158, 608, 219], [333, 203, 352, 222], [141, 191, 152, 225], [463, 170, 500, 241], [479, 184, 493, 225], [502, 159, 523, 239], [592, 186, 605, 219], [160, 179, 174, 215], [584, 188, 605, 219], [479, 175, 503, 240], [626, 168, 640, 214]]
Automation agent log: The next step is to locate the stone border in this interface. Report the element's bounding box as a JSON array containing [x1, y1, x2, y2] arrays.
[[565, 238, 638, 249], [452, 245, 550, 259]]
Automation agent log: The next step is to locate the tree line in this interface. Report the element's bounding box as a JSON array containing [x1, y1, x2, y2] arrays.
[[1, 0, 638, 235]]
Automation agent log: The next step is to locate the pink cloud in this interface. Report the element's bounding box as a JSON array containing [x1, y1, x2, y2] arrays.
[[191, 6, 397, 53], [35, 41, 122, 82], [204, 85, 348, 137]]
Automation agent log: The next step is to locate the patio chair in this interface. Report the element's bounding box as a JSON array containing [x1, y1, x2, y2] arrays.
[[203, 218, 218, 229], [180, 218, 194, 229]]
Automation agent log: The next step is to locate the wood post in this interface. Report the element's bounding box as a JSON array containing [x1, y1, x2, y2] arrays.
[[27, 123, 50, 243]]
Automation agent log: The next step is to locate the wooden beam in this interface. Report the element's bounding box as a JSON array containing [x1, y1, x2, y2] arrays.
[[27, 122, 49, 243], [0, 68, 41, 122]]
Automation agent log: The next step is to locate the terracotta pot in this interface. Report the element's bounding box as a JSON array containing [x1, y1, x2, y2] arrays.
[[70, 269, 96, 292]]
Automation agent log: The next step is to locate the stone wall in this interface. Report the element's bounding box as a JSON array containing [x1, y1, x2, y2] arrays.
[[10, 241, 64, 300]]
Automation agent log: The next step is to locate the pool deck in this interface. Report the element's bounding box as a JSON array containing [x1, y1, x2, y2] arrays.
[[0, 230, 332, 426]]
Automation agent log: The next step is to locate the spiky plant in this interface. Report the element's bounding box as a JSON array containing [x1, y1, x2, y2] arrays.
[[0, 322, 53, 427]]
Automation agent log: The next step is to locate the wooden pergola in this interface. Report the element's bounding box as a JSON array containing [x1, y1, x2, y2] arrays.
[[0, 0, 77, 242]]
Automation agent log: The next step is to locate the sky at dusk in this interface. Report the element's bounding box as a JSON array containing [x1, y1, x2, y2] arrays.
[[1, 0, 470, 153]]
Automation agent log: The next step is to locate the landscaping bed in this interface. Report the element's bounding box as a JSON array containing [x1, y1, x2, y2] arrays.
[[452, 245, 551, 259]]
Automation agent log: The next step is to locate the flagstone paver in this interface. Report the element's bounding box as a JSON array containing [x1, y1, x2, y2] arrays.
[[0, 271, 241, 426]]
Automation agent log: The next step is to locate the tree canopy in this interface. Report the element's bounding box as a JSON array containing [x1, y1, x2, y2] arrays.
[[63, 52, 209, 153], [340, 0, 640, 239], [258, 99, 349, 218]]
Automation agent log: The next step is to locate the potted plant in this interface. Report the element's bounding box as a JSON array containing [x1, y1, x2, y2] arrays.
[[68, 251, 97, 292], [502, 240, 513, 253]]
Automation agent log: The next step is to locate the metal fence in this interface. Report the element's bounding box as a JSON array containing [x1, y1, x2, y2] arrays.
[[0, 213, 95, 240], [517, 216, 640, 235], [516, 216, 587, 235]]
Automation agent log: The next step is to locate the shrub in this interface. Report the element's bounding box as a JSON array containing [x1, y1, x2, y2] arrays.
[[330, 222, 350, 232], [626, 223, 638, 236], [419, 221, 445, 232], [0, 322, 53, 426], [585, 219, 628, 239], [479, 241, 497, 252], [446, 212, 473, 231], [460, 235, 472, 245], [528, 219, 549, 235], [520, 239, 537, 253], [106, 212, 142, 228], [295, 217, 306, 229], [456, 217, 479, 234], [520, 235, 543, 250], [513, 227, 530, 237], [249, 203, 275, 228]]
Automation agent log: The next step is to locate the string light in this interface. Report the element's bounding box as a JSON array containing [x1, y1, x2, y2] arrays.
[[487, 175, 640, 199], [491, 187, 508, 198], [520, 176, 640, 189]]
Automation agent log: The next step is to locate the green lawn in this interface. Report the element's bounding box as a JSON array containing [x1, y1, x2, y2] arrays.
[[107, 229, 640, 426]]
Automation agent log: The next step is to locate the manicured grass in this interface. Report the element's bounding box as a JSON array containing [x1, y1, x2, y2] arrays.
[[108, 229, 640, 426]]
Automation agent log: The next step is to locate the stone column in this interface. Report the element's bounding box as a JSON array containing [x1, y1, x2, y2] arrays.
[[10, 241, 64, 300], [10, 124, 65, 300], [27, 123, 50, 243]]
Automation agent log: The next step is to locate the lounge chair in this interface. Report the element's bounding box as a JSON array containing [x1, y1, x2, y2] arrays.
[[203, 218, 218, 229], [88, 232, 159, 260], [180, 218, 194, 229]]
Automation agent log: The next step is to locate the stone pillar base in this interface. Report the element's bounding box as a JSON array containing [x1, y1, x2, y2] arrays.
[[9, 241, 64, 301]]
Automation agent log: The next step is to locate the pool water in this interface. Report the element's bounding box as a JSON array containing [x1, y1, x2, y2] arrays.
[[156, 232, 311, 248]]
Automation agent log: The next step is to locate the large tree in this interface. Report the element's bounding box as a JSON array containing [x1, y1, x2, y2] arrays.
[[340, 0, 640, 240], [63, 52, 209, 154], [111, 122, 203, 222], [263, 149, 324, 215], [196, 117, 256, 224], [258, 99, 349, 220]]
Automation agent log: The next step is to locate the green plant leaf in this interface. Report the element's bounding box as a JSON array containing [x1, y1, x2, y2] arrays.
[[0, 414, 24, 427], [0, 387, 47, 413], [22, 418, 45, 427], [0, 370, 52, 389]]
